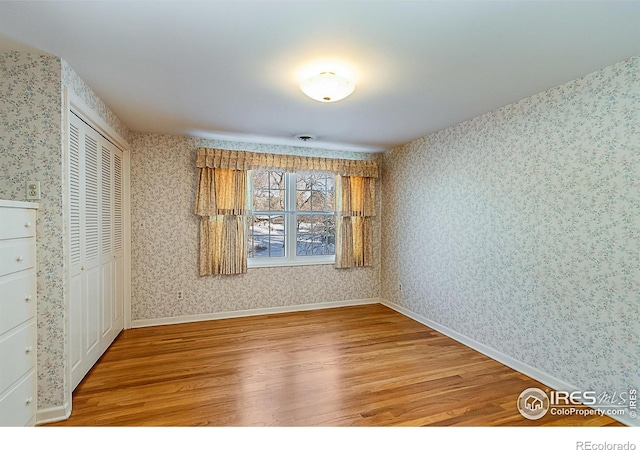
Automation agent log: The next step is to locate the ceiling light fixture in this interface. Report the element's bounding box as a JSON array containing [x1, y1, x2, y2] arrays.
[[299, 71, 355, 103]]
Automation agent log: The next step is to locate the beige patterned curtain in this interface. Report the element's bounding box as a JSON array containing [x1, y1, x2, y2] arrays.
[[195, 148, 378, 274], [335, 176, 376, 268], [196, 147, 378, 178], [195, 166, 248, 275]]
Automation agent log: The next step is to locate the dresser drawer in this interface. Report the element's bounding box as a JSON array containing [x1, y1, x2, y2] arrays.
[[0, 321, 36, 395], [0, 208, 36, 240], [0, 272, 36, 335], [0, 239, 36, 277], [0, 370, 36, 427]]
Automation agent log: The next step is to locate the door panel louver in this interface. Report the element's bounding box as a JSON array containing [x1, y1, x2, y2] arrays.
[[85, 134, 99, 262], [101, 144, 112, 255], [114, 152, 123, 253], [69, 123, 81, 266]]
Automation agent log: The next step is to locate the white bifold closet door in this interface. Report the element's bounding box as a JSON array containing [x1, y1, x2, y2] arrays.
[[69, 112, 124, 391]]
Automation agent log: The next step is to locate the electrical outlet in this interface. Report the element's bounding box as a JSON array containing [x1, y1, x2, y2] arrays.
[[399, 284, 403, 291], [26, 181, 41, 200], [177, 291, 183, 300]]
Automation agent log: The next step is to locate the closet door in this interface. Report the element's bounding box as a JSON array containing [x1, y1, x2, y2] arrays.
[[112, 147, 124, 335], [69, 115, 83, 385], [100, 139, 124, 347], [69, 113, 102, 390], [82, 125, 103, 371], [100, 139, 114, 351], [69, 112, 124, 390]]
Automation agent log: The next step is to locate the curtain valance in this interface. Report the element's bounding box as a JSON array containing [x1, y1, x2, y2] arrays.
[[196, 147, 379, 178], [195, 168, 247, 217]]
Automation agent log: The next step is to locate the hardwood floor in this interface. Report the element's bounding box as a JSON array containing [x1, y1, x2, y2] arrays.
[[44, 304, 622, 426]]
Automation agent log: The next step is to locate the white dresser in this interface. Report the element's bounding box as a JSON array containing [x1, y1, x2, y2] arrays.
[[0, 200, 38, 427]]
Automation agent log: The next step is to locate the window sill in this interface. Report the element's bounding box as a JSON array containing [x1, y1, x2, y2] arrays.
[[247, 258, 335, 269]]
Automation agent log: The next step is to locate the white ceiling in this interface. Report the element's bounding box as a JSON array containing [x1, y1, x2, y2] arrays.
[[1, 1, 640, 152]]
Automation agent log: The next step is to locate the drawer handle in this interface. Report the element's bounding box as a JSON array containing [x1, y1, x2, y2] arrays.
[[25, 294, 33, 302], [24, 222, 32, 228], [26, 346, 33, 354], [26, 397, 33, 405], [16, 255, 24, 262]]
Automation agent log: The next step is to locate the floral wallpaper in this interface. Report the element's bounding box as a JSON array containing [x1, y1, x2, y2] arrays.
[[61, 60, 130, 141], [381, 56, 640, 406], [0, 51, 66, 411], [129, 133, 380, 322], [0, 50, 130, 415]]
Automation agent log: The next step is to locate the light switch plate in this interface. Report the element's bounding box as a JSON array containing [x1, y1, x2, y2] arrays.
[[26, 181, 41, 200]]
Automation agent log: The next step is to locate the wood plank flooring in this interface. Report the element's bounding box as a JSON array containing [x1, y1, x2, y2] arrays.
[[44, 304, 622, 426]]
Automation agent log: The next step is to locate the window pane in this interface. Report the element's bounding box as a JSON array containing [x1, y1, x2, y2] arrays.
[[324, 175, 335, 211], [269, 189, 285, 211], [253, 168, 285, 212], [296, 174, 309, 190], [252, 168, 270, 190], [295, 214, 335, 256], [253, 189, 270, 211], [253, 189, 284, 211], [296, 234, 313, 256], [296, 190, 311, 211], [248, 214, 285, 258], [296, 214, 314, 233], [296, 173, 334, 212], [269, 235, 285, 257], [269, 171, 285, 189], [311, 190, 326, 211]]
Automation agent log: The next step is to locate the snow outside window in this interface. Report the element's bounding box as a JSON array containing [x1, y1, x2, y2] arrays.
[[247, 168, 335, 267]]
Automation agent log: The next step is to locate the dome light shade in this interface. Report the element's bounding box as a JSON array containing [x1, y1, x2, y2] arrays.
[[300, 71, 355, 103]]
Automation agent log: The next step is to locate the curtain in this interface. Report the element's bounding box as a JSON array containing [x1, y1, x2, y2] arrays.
[[335, 176, 375, 268], [195, 148, 379, 275], [195, 167, 248, 275], [196, 147, 379, 178], [199, 215, 246, 275]]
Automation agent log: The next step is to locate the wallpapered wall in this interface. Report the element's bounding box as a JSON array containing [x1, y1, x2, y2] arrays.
[[0, 51, 130, 412], [129, 132, 380, 322], [1, 51, 66, 411], [61, 60, 130, 141], [381, 56, 640, 395]]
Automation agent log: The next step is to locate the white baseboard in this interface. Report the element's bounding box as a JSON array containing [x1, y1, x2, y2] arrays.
[[131, 297, 381, 329], [36, 402, 71, 425], [380, 299, 639, 427]]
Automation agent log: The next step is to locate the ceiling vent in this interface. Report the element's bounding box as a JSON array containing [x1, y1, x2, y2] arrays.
[[295, 134, 316, 142]]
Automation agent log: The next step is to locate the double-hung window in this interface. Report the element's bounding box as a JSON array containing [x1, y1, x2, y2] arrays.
[[247, 168, 335, 267]]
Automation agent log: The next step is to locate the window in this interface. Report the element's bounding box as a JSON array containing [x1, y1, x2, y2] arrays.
[[248, 168, 335, 267]]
